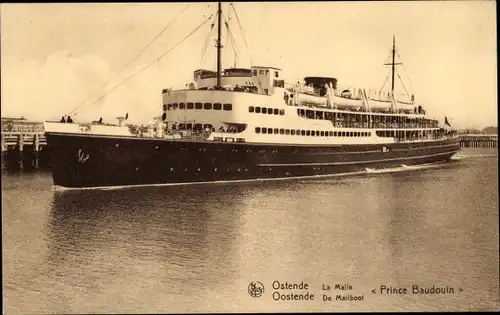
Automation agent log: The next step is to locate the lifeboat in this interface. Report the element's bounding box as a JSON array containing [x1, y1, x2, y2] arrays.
[[334, 97, 364, 110], [368, 99, 415, 113], [296, 93, 328, 107]]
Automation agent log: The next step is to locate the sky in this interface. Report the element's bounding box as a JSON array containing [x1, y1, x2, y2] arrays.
[[0, 1, 497, 129]]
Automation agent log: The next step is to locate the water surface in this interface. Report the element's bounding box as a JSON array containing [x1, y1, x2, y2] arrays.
[[2, 148, 498, 313]]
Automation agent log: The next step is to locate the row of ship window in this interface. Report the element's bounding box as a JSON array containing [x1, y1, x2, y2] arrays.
[[249, 106, 285, 115], [164, 102, 232, 111], [255, 127, 372, 137], [297, 108, 439, 128]]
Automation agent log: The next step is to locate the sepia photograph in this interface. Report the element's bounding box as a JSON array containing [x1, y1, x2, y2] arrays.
[[1, 1, 498, 313]]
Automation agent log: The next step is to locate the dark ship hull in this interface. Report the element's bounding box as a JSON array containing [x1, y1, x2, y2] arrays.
[[46, 132, 460, 189]]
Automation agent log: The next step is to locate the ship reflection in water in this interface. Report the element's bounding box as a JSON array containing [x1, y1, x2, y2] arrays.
[[45, 185, 248, 312], [2, 148, 499, 313]]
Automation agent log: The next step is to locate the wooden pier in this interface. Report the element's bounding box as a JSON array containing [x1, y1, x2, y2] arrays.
[[1, 131, 49, 170], [1, 118, 49, 170], [459, 134, 498, 148]]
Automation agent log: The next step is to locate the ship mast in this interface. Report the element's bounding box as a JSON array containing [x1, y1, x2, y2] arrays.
[[385, 35, 402, 93], [216, 1, 223, 87]]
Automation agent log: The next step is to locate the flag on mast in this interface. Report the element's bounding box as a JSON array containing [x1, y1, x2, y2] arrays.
[[445, 116, 451, 127]]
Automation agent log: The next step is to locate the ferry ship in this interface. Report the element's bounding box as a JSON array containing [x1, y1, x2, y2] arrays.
[[44, 2, 460, 189]]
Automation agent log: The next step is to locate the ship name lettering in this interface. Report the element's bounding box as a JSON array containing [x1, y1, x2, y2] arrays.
[[412, 285, 455, 295], [380, 285, 408, 295]]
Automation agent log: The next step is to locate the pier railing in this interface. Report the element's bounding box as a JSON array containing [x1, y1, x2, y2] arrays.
[[459, 134, 497, 148], [1, 131, 47, 152]]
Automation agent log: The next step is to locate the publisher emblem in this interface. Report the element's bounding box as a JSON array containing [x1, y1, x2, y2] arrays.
[[248, 281, 264, 298]]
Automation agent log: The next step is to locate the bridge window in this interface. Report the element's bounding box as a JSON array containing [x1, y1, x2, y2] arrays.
[[195, 102, 203, 109], [262, 107, 267, 114], [249, 106, 255, 113], [273, 109, 279, 115], [279, 128, 285, 135], [187, 102, 194, 109], [256, 107, 261, 113], [204, 102, 212, 110], [179, 103, 185, 109], [223, 103, 232, 111], [213, 103, 222, 110], [173, 103, 178, 109], [255, 127, 261, 133]]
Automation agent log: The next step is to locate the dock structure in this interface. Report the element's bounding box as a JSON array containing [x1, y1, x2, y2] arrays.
[[1, 117, 49, 170], [459, 134, 498, 148]]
